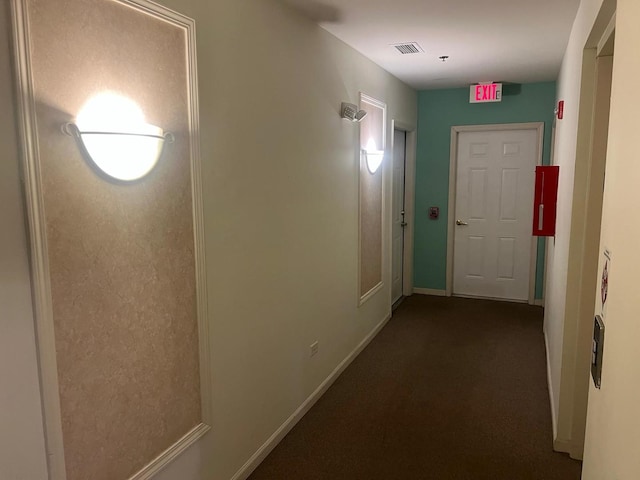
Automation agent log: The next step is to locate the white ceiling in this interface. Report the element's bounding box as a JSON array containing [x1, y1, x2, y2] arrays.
[[283, 0, 580, 90]]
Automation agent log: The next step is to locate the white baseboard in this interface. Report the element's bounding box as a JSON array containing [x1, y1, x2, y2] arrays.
[[230, 313, 392, 480], [544, 330, 582, 459], [413, 288, 446, 297], [568, 442, 584, 461], [553, 435, 583, 460], [543, 330, 558, 442], [553, 437, 577, 456]]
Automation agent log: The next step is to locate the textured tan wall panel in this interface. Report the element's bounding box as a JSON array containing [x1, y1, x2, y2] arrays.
[[359, 98, 384, 298], [359, 163, 383, 297], [360, 105, 384, 152], [26, 0, 201, 479]]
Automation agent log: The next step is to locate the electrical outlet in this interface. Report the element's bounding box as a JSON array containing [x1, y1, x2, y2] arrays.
[[310, 341, 319, 357]]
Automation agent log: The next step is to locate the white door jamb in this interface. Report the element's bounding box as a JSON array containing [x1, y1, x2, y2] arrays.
[[391, 119, 417, 299]]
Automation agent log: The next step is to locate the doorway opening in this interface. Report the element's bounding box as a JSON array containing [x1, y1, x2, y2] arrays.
[[392, 128, 407, 307], [391, 121, 417, 310]]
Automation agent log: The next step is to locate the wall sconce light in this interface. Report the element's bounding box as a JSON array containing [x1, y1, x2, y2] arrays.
[[341, 102, 368, 122], [63, 92, 173, 182], [363, 137, 384, 174]]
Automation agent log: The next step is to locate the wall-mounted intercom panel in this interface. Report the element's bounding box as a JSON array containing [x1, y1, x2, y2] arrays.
[[591, 315, 605, 389]]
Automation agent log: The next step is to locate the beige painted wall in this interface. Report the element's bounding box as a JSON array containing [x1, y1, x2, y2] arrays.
[[582, 0, 640, 477], [150, 1, 415, 479], [4, 0, 415, 479], [543, 0, 606, 451], [0, 3, 49, 479]]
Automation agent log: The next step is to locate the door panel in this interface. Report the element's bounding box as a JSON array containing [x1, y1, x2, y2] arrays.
[[497, 237, 516, 279], [453, 129, 537, 301], [467, 236, 486, 277], [469, 168, 488, 219], [500, 169, 519, 220], [392, 130, 406, 303]]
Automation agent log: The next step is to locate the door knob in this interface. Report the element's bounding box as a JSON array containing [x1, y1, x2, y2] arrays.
[[456, 220, 469, 226]]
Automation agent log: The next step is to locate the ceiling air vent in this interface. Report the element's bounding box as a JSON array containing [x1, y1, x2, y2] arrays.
[[391, 42, 424, 55]]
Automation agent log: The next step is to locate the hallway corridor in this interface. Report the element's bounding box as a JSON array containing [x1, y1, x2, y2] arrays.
[[249, 295, 582, 479]]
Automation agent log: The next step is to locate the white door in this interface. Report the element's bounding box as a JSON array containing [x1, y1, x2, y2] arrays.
[[392, 129, 406, 304], [453, 128, 537, 301]]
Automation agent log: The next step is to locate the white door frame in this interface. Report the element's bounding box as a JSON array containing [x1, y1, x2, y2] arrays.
[[391, 120, 417, 298], [446, 122, 544, 305], [552, 8, 616, 460]]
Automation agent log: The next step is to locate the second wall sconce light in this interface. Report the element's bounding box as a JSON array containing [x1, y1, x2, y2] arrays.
[[63, 92, 173, 182], [363, 137, 384, 174]]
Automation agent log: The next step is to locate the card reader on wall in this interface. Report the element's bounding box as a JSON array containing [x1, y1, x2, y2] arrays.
[[591, 315, 605, 389]]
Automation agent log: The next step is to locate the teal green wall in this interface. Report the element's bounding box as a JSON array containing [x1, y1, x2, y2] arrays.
[[413, 82, 557, 299]]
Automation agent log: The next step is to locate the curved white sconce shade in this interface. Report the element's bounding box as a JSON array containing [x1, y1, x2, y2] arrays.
[[364, 137, 384, 174], [63, 123, 172, 182], [64, 93, 172, 182]]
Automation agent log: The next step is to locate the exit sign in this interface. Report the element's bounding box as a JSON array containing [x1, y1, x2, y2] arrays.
[[470, 83, 502, 103]]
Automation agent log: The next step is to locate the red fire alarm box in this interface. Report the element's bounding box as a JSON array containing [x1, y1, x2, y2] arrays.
[[533, 166, 559, 236]]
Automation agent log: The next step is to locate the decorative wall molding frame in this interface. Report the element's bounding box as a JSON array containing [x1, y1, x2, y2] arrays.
[[358, 93, 387, 306], [9, 0, 211, 478], [129, 423, 210, 480], [10, 0, 66, 477]]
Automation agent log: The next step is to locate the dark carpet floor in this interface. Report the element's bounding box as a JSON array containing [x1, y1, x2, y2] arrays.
[[248, 295, 582, 480]]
